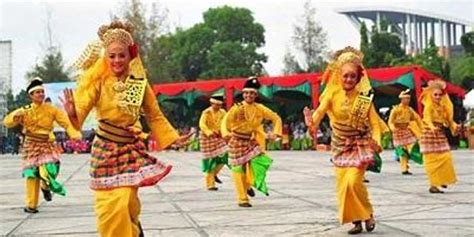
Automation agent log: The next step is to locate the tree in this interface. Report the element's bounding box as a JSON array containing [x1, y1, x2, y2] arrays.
[[450, 31, 474, 89], [282, 49, 304, 75], [117, 0, 179, 83], [26, 48, 71, 82], [147, 34, 184, 83], [360, 22, 369, 54], [363, 25, 405, 68], [6, 90, 29, 113], [460, 31, 474, 56], [171, 6, 267, 80], [26, 6, 71, 82], [286, 0, 328, 72]]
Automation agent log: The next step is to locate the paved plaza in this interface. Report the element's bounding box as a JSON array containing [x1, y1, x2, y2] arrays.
[[1, 150, 473, 236]]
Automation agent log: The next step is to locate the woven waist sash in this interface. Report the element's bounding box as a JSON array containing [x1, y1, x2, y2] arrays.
[[97, 120, 137, 144]]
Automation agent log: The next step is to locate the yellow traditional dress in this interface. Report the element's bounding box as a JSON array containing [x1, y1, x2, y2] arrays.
[[310, 88, 382, 223], [307, 47, 386, 225], [72, 22, 180, 237], [3, 102, 81, 209], [419, 83, 458, 188], [388, 103, 424, 171], [222, 101, 282, 205], [198, 106, 228, 189]]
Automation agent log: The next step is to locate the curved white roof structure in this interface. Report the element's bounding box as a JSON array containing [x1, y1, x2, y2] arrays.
[[336, 6, 473, 56]]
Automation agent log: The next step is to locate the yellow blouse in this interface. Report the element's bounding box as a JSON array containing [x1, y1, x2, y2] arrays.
[[221, 101, 282, 139], [74, 75, 178, 150], [199, 107, 226, 137], [3, 103, 81, 139], [311, 89, 382, 143], [388, 104, 423, 131], [423, 102, 457, 133]]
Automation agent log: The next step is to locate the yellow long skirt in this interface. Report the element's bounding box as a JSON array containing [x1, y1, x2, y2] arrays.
[[424, 151, 457, 187], [94, 187, 141, 237], [335, 167, 373, 224]]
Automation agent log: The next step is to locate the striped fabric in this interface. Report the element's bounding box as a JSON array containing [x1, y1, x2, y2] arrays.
[[228, 134, 262, 166], [22, 139, 60, 170], [199, 131, 228, 159], [89, 137, 172, 190], [420, 127, 450, 154], [331, 123, 380, 168], [392, 128, 417, 147]]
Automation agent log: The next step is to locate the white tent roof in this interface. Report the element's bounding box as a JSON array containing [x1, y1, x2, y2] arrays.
[[464, 89, 474, 109]]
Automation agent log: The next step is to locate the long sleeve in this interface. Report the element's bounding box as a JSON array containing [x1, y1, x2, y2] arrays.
[[445, 107, 458, 135], [199, 110, 213, 137], [260, 105, 282, 136], [311, 96, 330, 129], [221, 106, 235, 138], [422, 104, 437, 130], [388, 107, 397, 131], [411, 108, 424, 129], [368, 104, 382, 146], [142, 84, 179, 150], [53, 107, 82, 140], [3, 108, 23, 128], [74, 82, 99, 129]]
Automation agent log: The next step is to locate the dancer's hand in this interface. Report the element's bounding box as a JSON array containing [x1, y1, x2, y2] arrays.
[[267, 133, 279, 141], [60, 88, 76, 117], [174, 133, 192, 147], [13, 110, 25, 123], [303, 106, 313, 127], [59, 88, 80, 129]]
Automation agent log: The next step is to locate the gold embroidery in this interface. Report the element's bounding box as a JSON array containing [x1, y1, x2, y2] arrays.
[[349, 93, 373, 130], [116, 76, 147, 119]]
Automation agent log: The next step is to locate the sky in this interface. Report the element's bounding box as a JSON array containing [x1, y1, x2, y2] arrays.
[[0, 0, 473, 94]]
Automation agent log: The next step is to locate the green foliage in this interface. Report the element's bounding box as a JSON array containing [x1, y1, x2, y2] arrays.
[[201, 41, 267, 79], [148, 35, 184, 83], [171, 5, 267, 80], [460, 31, 474, 56], [25, 47, 71, 82], [6, 90, 29, 113], [363, 26, 405, 68], [360, 22, 369, 54], [118, 0, 175, 83], [450, 55, 474, 89]]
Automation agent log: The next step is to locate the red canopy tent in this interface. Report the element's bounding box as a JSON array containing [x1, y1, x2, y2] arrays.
[[153, 66, 465, 114]]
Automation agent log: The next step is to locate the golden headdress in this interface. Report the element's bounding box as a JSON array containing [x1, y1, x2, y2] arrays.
[[320, 46, 372, 99], [72, 20, 147, 120], [419, 78, 455, 133], [320, 46, 388, 142], [98, 21, 134, 47]]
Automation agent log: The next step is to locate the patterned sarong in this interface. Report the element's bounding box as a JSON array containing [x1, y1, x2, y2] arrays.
[[22, 138, 60, 170], [22, 138, 65, 195], [89, 137, 172, 190], [331, 123, 380, 168], [228, 133, 262, 166], [392, 128, 417, 147], [420, 127, 450, 153], [199, 131, 228, 159]]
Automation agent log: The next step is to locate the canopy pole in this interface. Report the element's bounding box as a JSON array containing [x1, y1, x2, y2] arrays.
[[225, 85, 234, 110]]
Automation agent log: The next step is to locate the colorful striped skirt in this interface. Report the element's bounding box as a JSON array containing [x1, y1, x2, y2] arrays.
[[420, 127, 450, 154], [22, 138, 60, 171], [199, 131, 228, 159], [392, 128, 417, 147], [89, 137, 172, 190], [228, 133, 262, 166], [22, 138, 66, 195], [331, 123, 380, 168]]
